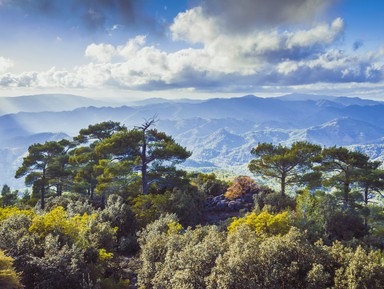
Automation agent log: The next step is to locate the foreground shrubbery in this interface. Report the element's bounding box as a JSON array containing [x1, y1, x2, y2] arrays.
[[0, 199, 120, 288], [1, 187, 384, 288], [137, 214, 384, 289], [0, 249, 23, 289], [2, 123, 384, 288]]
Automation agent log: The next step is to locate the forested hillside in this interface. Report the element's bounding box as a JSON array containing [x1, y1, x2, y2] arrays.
[[1, 120, 384, 289], [2, 94, 384, 189]]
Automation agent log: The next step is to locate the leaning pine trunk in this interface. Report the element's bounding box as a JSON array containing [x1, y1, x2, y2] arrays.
[[41, 171, 46, 210], [280, 173, 286, 196], [142, 162, 148, 195], [141, 131, 149, 195], [343, 181, 350, 207], [364, 184, 369, 205]]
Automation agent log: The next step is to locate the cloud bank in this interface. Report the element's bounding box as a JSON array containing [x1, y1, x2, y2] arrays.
[[0, 0, 383, 95]]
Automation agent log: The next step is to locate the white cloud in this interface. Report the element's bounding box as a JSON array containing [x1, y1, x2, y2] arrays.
[[0, 2, 383, 95], [117, 35, 147, 59], [169, 6, 344, 69], [1, 28, 382, 92], [170, 7, 219, 44], [277, 61, 299, 75], [0, 56, 13, 74], [286, 18, 344, 48], [85, 43, 116, 63]]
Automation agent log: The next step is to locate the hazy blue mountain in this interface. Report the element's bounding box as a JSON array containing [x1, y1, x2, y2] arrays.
[[0, 114, 30, 138], [304, 118, 384, 146], [130, 97, 203, 106], [2, 93, 384, 188], [278, 93, 382, 106], [0, 106, 137, 135], [0, 94, 110, 115], [5, 94, 381, 136]]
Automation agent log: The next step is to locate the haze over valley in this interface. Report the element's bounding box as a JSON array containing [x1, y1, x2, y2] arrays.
[[1, 93, 384, 188]]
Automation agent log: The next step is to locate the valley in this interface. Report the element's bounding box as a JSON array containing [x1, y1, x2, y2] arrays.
[[1, 93, 384, 189]]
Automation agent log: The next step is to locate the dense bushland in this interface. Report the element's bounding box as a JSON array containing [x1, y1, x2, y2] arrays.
[[1, 121, 384, 288]]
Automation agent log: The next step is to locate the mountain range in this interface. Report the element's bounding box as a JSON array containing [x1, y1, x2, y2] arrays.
[[1, 93, 384, 188]]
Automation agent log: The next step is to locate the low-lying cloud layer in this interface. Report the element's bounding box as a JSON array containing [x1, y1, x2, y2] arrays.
[[0, 0, 383, 95]]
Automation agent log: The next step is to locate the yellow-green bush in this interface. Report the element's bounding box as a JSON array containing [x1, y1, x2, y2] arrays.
[[228, 210, 291, 237], [28, 206, 97, 243], [0, 249, 23, 289], [0, 207, 35, 223]]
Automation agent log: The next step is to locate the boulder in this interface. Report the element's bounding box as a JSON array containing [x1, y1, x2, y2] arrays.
[[216, 200, 227, 210]]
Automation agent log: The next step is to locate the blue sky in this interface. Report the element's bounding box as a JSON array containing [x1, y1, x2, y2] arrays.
[[0, 0, 384, 100]]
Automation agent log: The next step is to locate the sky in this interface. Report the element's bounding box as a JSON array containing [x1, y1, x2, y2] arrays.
[[0, 0, 384, 100]]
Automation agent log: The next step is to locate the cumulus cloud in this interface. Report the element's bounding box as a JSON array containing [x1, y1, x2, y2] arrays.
[[285, 18, 344, 48], [171, 7, 219, 44], [85, 43, 116, 63], [0, 0, 383, 94], [170, 6, 346, 74], [274, 49, 384, 85], [0, 57, 13, 73], [1, 32, 382, 92], [170, 6, 344, 59], [117, 35, 147, 59]]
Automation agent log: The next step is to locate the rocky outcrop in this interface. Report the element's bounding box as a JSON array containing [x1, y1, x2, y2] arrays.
[[202, 193, 256, 225], [204, 193, 255, 212]]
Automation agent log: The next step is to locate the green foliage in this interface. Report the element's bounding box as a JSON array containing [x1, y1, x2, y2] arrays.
[[355, 160, 384, 210], [327, 242, 384, 289], [166, 187, 205, 226], [132, 187, 205, 229], [15, 140, 72, 209], [7, 125, 384, 289], [70, 121, 125, 202], [208, 228, 331, 289], [0, 203, 121, 289], [74, 121, 125, 144], [132, 194, 170, 228], [296, 190, 368, 243], [137, 214, 226, 289], [295, 190, 337, 241], [249, 141, 321, 195], [95, 119, 191, 195], [327, 210, 368, 241], [1, 184, 18, 207], [99, 194, 136, 238], [0, 213, 38, 258], [319, 146, 371, 206], [366, 204, 384, 246], [254, 190, 296, 213], [192, 172, 228, 197]]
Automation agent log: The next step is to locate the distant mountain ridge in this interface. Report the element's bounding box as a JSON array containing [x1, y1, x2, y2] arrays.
[[1, 93, 384, 188], [277, 93, 382, 106], [0, 94, 110, 115]]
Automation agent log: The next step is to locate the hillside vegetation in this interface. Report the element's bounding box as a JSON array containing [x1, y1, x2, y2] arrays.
[[2, 94, 384, 189], [1, 121, 384, 288]]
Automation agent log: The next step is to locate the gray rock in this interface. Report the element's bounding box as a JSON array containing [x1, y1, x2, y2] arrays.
[[216, 200, 227, 210], [212, 194, 225, 204]]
